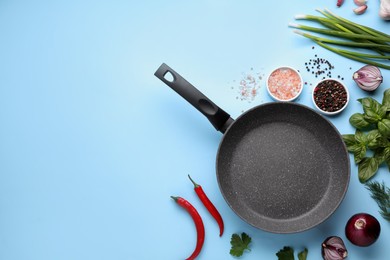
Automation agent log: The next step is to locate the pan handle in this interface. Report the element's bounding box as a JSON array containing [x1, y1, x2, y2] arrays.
[[154, 63, 234, 133]]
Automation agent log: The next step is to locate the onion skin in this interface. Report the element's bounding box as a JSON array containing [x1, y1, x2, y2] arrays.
[[322, 236, 348, 260], [345, 213, 381, 247], [352, 65, 383, 92]]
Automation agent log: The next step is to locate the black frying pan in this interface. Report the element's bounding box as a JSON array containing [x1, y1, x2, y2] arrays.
[[155, 63, 350, 233]]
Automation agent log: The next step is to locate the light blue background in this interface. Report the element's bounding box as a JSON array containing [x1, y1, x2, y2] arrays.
[[0, 0, 389, 259]]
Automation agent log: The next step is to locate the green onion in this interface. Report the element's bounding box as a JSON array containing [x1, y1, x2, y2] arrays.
[[294, 12, 390, 56], [315, 41, 390, 70], [319, 9, 390, 39], [289, 23, 390, 43], [290, 9, 390, 70], [294, 14, 353, 33], [293, 30, 390, 53], [338, 50, 390, 60]]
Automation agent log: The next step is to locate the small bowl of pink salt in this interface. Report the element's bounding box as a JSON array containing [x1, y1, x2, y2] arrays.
[[266, 66, 303, 102]]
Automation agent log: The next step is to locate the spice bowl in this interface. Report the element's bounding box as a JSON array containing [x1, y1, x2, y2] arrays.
[[312, 78, 349, 116], [266, 66, 303, 102]]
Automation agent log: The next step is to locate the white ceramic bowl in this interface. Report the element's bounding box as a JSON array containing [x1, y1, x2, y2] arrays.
[[312, 78, 349, 116], [266, 66, 303, 102]]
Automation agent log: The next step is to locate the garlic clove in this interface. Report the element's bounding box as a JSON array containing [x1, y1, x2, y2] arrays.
[[322, 236, 348, 260], [353, 65, 383, 92], [354, 4, 368, 15], [354, 0, 367, 6], [337, 0, 345, 7]]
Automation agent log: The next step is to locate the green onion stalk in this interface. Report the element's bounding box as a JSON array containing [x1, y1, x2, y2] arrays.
[[317, 9, 390, 39], [315, 41, 390, 70], [289, 23, 390, 43], [289, 9, 390, 70], [293, 30, 390, 57]]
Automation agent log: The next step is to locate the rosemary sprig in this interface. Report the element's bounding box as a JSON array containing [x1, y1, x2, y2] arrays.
[[365, 181, 390, 222]]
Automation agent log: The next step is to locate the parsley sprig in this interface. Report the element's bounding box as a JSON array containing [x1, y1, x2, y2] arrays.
[[276, 246, 308, 260], [365, 181, 390, 222], [229, 232, 251, 257], [229, 233, 309, 259]]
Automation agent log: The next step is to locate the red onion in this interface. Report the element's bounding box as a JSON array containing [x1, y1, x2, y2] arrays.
[[352, 65, 383, 91], [345, 213, 381, 247], [322, 236, 348, 260]]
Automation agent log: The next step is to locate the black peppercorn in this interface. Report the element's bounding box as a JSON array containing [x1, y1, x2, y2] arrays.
[[313, 80, 348, 113]]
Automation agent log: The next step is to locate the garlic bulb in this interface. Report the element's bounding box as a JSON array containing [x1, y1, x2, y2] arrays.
[[352, 65, 383, 91], [379, 0, 390, 20]]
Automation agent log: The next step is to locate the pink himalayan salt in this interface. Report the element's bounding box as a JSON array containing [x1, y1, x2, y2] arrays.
[[267, 68, 302, 101]]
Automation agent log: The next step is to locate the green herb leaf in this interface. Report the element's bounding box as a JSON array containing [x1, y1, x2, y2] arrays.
[[343, 94, 388, 184], [364, 110, 382, 124], [358, 157, 379, 183], [358, 97, 382, 114], [378, 105, 387, 119], [367, 129, 388, 149], [386, 157, 390, 172], [365, 181, 390, 222], [384, 146, 390, 160], [366, 129, 381, 142], [276, 246, 294, 260], [349, 113, 371, 129], [378, 119, 390, 138], [382, 89, 390, 109], [230, 232, 251, 257], [298, 248, 308, 260], [374, 148, 386, 164], [343, 130, 367, 163], [380, 146, 390, 171], [353, 144, 366, 164], [342, 134, 358, 151], [355, 130, 367, 144], [358, 98, 383, 123], [382, 146, 390, 171]]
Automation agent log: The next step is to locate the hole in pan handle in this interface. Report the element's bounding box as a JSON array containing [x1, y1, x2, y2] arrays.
[[154, 63, 234, 133]]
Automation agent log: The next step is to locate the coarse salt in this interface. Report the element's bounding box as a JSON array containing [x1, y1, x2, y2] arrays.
[[267, 67, 302, 101]]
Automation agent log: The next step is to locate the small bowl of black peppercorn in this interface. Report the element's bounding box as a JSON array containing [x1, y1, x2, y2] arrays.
[[312, 79, 349, 116]]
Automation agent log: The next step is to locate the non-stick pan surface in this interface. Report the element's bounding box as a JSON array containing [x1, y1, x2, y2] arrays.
[[155, 63, 350, 233], [217, 102, 350, 233]]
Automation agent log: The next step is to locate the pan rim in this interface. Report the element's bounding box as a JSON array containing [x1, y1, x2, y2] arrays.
[[215, 102, 350, 233]]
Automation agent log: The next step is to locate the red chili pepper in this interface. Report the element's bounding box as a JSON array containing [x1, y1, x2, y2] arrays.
[[171, 196, 205, 260], [188, 175, 224, 236], [337, 0, 344, 7]]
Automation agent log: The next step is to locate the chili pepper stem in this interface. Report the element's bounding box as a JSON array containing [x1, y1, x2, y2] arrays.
[[188, 174, 200, 188], [170, 196, 179, 202]]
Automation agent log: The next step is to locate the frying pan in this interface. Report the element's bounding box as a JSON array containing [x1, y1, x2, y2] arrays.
[[155, 63, 350, 233]]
